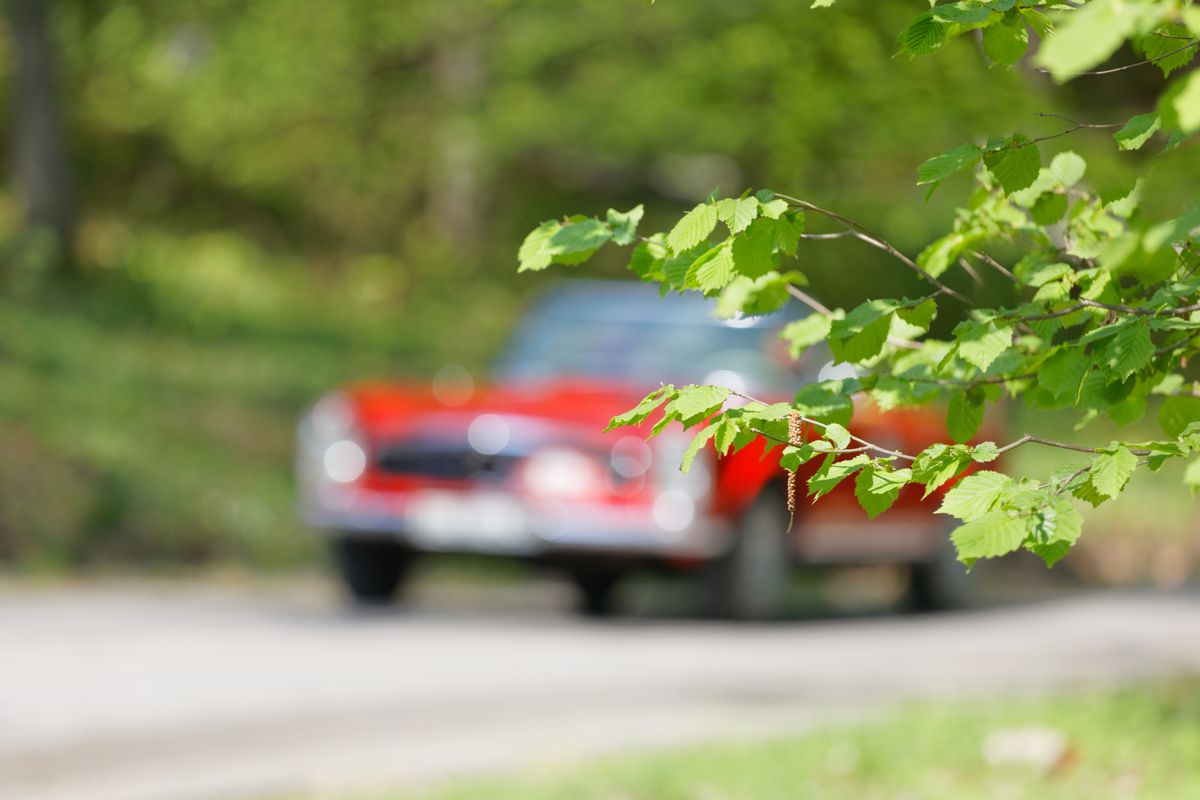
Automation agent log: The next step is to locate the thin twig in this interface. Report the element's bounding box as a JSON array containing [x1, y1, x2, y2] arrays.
[[1034, 39, 1199, 77], [773, 193, 972, 304], [972, 250, 1017, 282]]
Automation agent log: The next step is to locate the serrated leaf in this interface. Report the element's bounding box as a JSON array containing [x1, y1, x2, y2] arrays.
[[955, 319, 1011, 371], [667, 203, 718, 254], [899, 12, 946, 56], [938, 470, 1013, 521], [1160, 396, 1200, 438], [932, 1, 995, 25], [780, 313, 833, 358], [951, 510, 1027, 562], [972, 441, 1000, 462], [606, 205, 644, 246], [606, 385, 676, 431], [1114, 113, 1161, 151], [551, 218, 612, 255], [897, 298, 938, 330], [984, 136, 1041, 194], [854, 464, 911, 520], [758, 197, 789, 219], [1039, 348, 1088, 400], [730, 217, 778, 279], [807, 454, 870, 500], [668, 384, 730, 425], [1034, 0, 1136, 81], [1103, 321, 1153, 381], [1049, 151, 1086, 188], [824, 423, 851, 450], [917, 144, 982, 186], [518, 220, 560, 272], [694, 243, 736, 292], [780, 444, 815, 471], [1137, 25, 1198, 77], [829, 300, 897, 364], [1088, 446, 1137, 498], [680, 424, 717, 474], [717, 197, 759, 235], [982, 16, 1029, 67], [947, 391, 984, 443]]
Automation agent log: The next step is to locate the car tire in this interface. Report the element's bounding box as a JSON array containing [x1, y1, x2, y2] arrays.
[[332, 537, 414, 605], [709, 487, 793, 621], [906, 530, 973, 612], [569, 568, 623, 617]]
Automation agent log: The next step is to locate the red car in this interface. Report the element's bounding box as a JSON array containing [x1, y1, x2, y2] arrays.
[[297, 281, 965, 618]]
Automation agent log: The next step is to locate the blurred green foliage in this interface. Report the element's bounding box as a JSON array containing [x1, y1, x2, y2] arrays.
[[0, 0, 1194, 567]]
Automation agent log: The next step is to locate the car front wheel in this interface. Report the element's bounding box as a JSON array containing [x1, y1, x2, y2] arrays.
[[708, 487, 794, 620], [331, 537, 414, 605]]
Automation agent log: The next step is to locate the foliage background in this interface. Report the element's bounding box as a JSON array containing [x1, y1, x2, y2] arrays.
[[1, 0, 1196, 571]]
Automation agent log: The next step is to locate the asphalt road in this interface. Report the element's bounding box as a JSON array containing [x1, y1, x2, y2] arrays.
[[3, 578, 1200, 800]]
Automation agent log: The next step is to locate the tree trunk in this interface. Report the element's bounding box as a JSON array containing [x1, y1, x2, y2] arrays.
[[9, 0, 74, 272]]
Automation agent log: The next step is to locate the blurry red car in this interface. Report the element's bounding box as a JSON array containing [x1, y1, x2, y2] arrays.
[[297, 281, 965, 618]]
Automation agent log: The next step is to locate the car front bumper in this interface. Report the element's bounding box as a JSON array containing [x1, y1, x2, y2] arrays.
[[303, 486, 730, 560]]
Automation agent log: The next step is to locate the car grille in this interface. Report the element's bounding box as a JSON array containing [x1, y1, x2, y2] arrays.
[[375, 444, 520, 482]]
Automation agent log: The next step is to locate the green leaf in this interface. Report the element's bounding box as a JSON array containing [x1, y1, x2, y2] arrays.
[[1114, 113, 1161, 151], [938, 470, 1013, 522], [829, 300, 897, 364], [807, 454, 871, 500], [912, 444, 972, 497], [758, 196, 789, 219], [550, 218, 613, 256], [917, 144, 982, 186], [824, 422, 851, 450], [854, 465, 912, 520], [1049, 151, 1086, 188], [606, 205, 644, 246], [780, 444, 816, 471], [794, 381, 855, 426], [1103, 320, 1153, 381], [518, 220, 560, 272], [897, 298, 938, 330], [1030, 192, 1068, 225], [947, 390, 984, 443], [898, 12, 947, 56], [951, 510, 1027, 562], [932, 1, 996, 26], [680, 424, 718, 474], [918, 231, 977, 280], [1088, 446, 1137, 499], [730, 218, 778, 279], [780, 313, 833, 358], [667, 203, 718, 254], [983, 136, 1040, 194], [1137, 25, 1198, 77], [1159, 396, 1200, 438], [972, 441, 1000, 462], [669, 384, 730, 425], [1169, 70, 1200, 133], [1034, 0, 1136, 82], [769, 212, 807, 255], [982, 16, 1029, 67], [1039, 348, 1088, 400], [694, 243, 736, 292], [955, 319, 1011, 371], [713, 418, 739, 456], [606, 385, 675, 431], [716, 197, 759, 235]]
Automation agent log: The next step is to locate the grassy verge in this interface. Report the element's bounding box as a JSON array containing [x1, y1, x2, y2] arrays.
[[386, 680, 1200, 800]]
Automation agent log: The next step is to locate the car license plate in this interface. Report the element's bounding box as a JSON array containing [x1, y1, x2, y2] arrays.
[[407, 491, 535, 552]]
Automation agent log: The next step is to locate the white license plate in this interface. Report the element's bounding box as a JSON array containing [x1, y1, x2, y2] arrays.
[[407, 491, 534, 552]]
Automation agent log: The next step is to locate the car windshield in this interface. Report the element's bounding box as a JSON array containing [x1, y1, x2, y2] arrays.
[[493, 281, 809, 396]]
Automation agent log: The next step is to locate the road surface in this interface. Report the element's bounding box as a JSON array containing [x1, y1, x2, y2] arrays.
[[2, 578, 1199, 800]]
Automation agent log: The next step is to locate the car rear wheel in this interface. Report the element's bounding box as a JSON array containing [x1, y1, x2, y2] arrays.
[[708, 488, 793, 620], [332, 537, 414, 605], [906, 530, 973, 612], [568, 568, 624, 617]]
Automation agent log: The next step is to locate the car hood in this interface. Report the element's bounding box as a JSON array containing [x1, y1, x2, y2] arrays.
[[345, 377, 657, 442]]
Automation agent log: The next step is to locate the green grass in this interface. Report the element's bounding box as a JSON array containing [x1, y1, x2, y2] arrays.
[[387, 680, 1200, 800]]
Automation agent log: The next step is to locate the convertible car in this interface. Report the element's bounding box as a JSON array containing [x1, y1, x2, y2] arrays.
[[297, 281, 968, 618]]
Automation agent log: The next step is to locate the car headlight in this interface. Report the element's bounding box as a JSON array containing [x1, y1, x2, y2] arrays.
[[298, 393, 368, 487], [521, 446, 606, 501]]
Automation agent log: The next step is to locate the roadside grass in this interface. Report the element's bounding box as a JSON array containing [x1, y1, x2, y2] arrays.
[[386, 680, 1200, 800]]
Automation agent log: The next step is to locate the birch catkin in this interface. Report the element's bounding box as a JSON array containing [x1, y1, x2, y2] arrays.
[[787, 410, 803, 518]]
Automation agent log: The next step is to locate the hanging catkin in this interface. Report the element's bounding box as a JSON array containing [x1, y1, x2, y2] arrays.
[[787, 410, 803, 520]]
